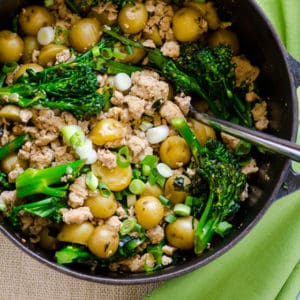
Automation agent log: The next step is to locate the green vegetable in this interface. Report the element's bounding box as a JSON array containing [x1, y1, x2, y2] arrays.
[[103, 27, 254, 127], [8, 197, 67, 227], [0, 170, 13, 191], [171, 118, 246, 254], [0, 134, 30, 160], [174, 203, 191, 217], [129, 179, 145, 195], [176, 43, 253, 127], [16, 160, 85, 198], [0, 34, 141, 118], [55, 245, 98, 266], [117, 146, 130, 168]]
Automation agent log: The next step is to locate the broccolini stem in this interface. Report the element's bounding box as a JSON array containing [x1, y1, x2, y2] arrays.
[[16, 160, 85, 198], [0, 134, 30, 160], [171, 118, 208, 164]]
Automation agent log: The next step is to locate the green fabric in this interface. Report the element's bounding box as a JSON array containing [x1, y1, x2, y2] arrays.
[[146, 1, 300, 299]]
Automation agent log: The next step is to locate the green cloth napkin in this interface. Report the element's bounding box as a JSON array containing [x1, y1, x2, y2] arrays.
[[145, 1, 300, 299]]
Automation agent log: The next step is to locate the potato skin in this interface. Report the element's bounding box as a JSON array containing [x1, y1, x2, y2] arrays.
[[38, 43, 68, 66], [166, 216, 198, 250], [164, 174, 191, 204], [159, 136, 191, 169], [118, 2, 148, 34], [69, 18, 102, 53], [19, 5, 54, 36], [88, 225, 119, 259], [57, 222, 95, 246], [135, 196, 164, 229], [172, 7, 207, 42], [0, 30, 24, 63]]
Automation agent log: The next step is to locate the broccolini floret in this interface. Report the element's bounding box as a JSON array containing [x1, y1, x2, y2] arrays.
[[177, 43, 253, 127], [171, 118, 246, 254], [0, 34, 141, 118], [103, 27, 254, 127], [16, 160, 85, 198], [8, 197, 67, 227]]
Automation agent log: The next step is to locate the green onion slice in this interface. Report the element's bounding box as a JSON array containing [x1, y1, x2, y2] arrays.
[[129, 179, 145, 195], [174, 203, 191, 216], [120, 218, 137, 235], [117, 146, 131, 168], [98, 182, 111, 198]]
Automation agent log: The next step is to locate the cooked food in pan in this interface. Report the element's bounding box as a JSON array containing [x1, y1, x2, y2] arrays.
[[0, 0, 267, 273]]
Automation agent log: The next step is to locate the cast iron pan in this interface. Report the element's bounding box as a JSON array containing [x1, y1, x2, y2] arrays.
[[0, 0, 300, 284]]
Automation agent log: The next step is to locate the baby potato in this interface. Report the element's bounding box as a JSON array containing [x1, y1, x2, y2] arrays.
[[0, 152, 28, 173], [22, 36, 40, 63], [69, 18, 102, 53], [88, 225, 119, 259], [118, 2, 148, 34], [38, 43, 68, 66], [166, 216, 198, 250], [19, 5, 54, 36], [143, 25, 162, 46], [0, 30, 24, 64], [88, 9, 117, 26], [164, 174, 191, 204], [172, 7, 207, 42], [39, 227, 57, 251], [190, 119, 216, 146], [57, 222, 94, 246], [85, 190, 117, 219], [159, 136, 191, 169], [91, 161, 132, 192], [135, 196, 164, 229], [0, 105, 21, 122], [14, 63, 43, 81], [89, 118, 126, 146], [140, 182, 163, 198], [116, 44, 147, 64], [208, 29, 240, 54], [185, 1, 220, 30]]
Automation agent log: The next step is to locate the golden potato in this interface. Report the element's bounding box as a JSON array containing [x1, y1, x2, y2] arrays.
[[88, 225, 119, 259], [135, 196, 164, 229], [14, 63, 43, 81], [172, 7, 207, 42], [38, 43, 68, 66], [69, 18, 102, 53], [164, 174, 191, 204], [89, 118, 126, 146], [159, 136, 191, 169], [57, 222, 94, 245], [85, 190, 118, 219], [166, 216, 198, 250], [208, 29, 240, 54], [118, 2, 148, 34], [19, 5, 54, 36], [0, 30, 24, 64], [22, 36, 40, 63], [91, 161, 132, 192], [190, 119, 216, 146]]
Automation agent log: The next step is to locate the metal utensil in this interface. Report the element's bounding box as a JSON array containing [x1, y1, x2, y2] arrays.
[[189, 105, 300, 162]]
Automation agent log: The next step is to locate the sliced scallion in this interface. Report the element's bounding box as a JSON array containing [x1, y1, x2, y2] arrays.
[[156, 162, 174, 178], [98, 182, 111, 198], [129, 179, 145, 195], [159, 195, 171, 208], [165, 214, 176, 224], [85, 171, 98, 191], [117, 146, 130, 168], [120, 218, 137, 235], [174, 203, 191, 216]]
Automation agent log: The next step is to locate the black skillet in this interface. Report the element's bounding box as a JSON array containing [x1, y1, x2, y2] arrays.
[[0, 0, 299, 284]]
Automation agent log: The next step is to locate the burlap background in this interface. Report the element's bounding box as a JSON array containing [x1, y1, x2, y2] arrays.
[[0, 231, 160, 300]]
